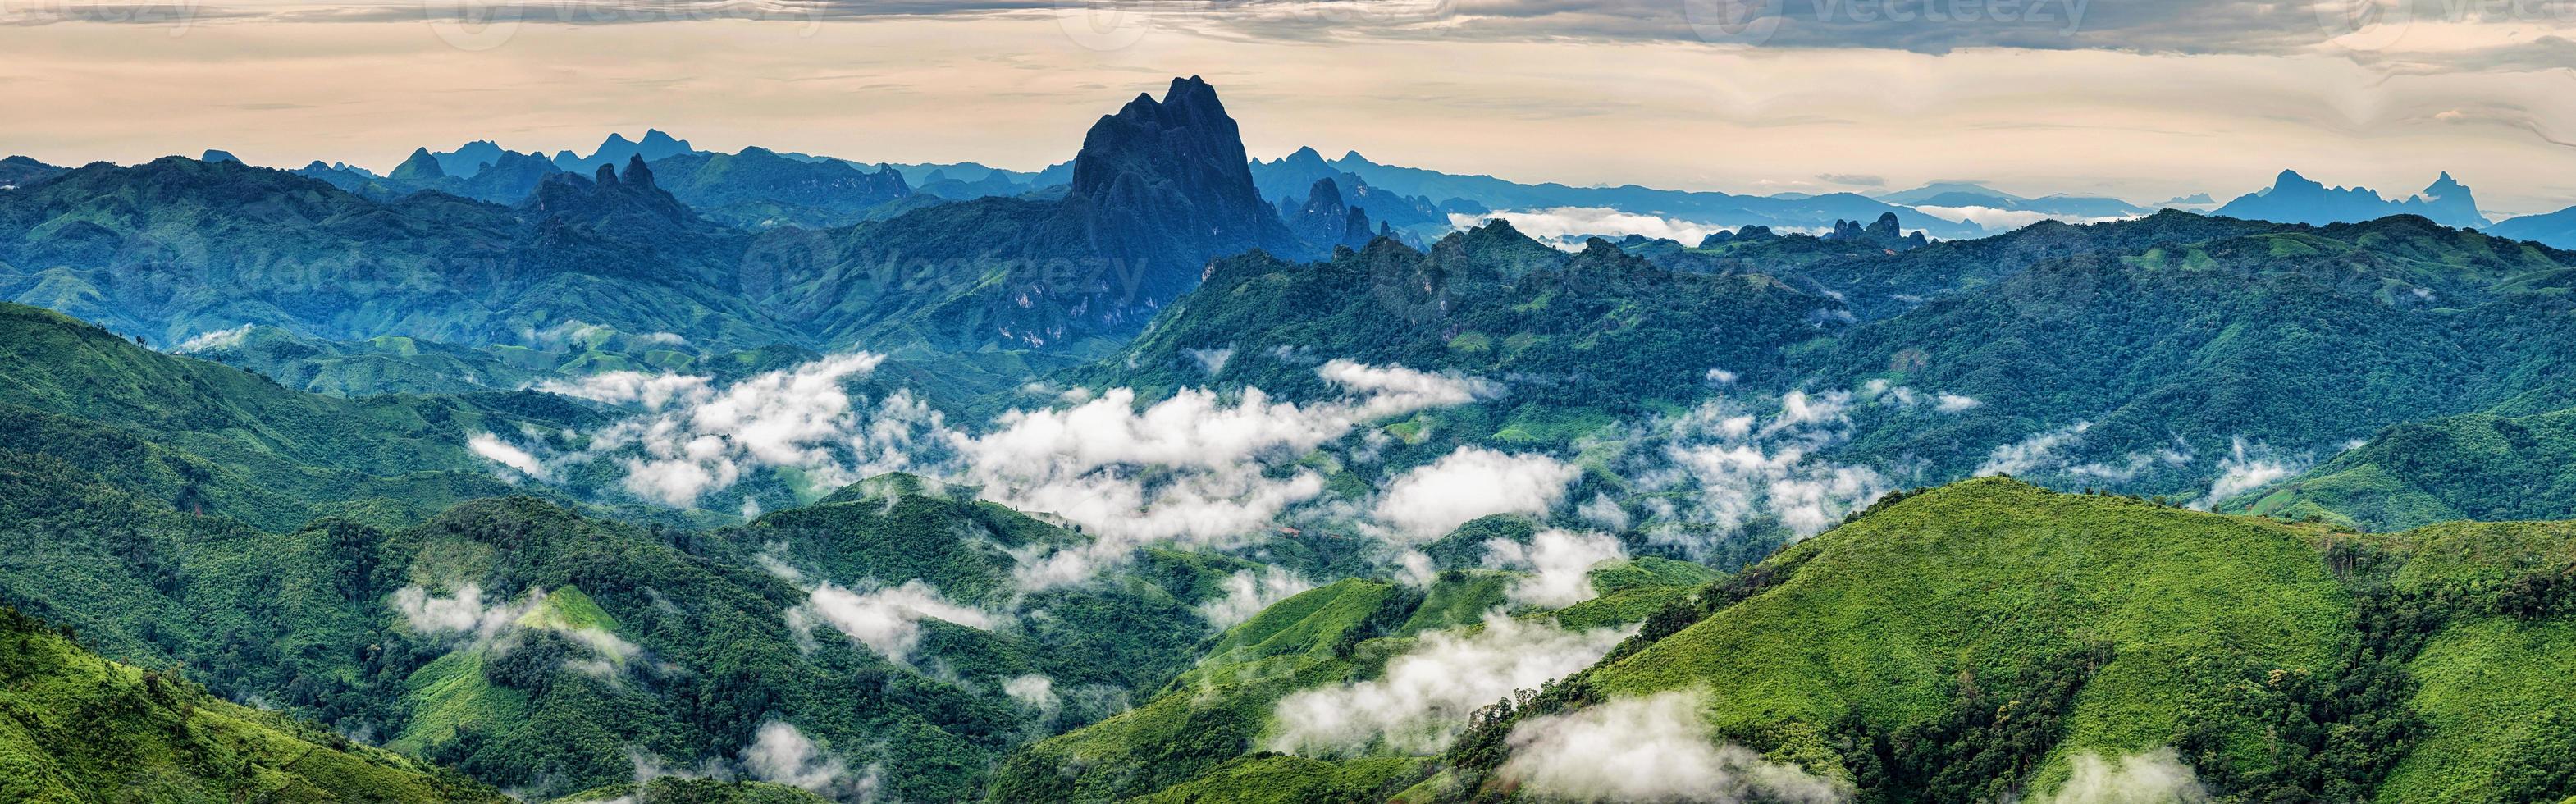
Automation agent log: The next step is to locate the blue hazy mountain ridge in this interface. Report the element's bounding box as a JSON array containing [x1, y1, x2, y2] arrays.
[[1249, 146, 1460, 235], [0, 154, 797, 350], [290, 146, 569, 206], [888, 160, 1076, 199], [628, 146, 916, 230], [2213, 169, 2490, 228], [0, 77, 1314, 362], [2491, 203, 2576, 249], [553, 128, 701, 173], [1321, 148, 1992, 239], [0, 155, 64, 188], [1875, 180, 2151, 218]]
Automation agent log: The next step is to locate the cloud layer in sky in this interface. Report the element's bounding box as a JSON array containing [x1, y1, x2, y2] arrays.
[[8, 11, 2576, 212]]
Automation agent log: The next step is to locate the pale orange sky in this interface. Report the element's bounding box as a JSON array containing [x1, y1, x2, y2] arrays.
[[5, 4, 2575, 213]]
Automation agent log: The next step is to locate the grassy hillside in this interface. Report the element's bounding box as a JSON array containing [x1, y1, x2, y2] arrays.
[[988, 578, 1437, 803], [987, 553, 1716, 804], [1423, 477, 2576, 803], [0, 446, 1257, 800], [1587, 479, 2353, 784], [2227, 404, 2576, 530], [0, 602, 501, 802], [2371, 520, 2576, 803], [0, 301, 590, 529]]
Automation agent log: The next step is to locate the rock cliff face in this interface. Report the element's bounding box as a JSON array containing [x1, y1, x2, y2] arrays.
[[728, 77, 1318, 352], [1824, 212, 1929, 250], [1057, 75, 1299, 306], [519, 154, 696, 231], [1288, 178, 1376, 250]]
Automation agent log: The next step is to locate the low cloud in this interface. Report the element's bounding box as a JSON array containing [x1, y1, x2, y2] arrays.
[[969, 359, 1497, 587], [1484, 529, 1627, 608], [1974, 422, 2203, 486], [1496, 691, 1846, 803], [2195, 436, 2307, 509], [1197, 567, 1318, 628], [596, 353, 907, 507], [1373, 446, 1582, 541], [532, 370, 715, 409], [468, 432, 550, 480], [1652, 391, 1889, 539], [1974, 422, 2093, 477], [1451, 208, 1725, 249], [1183, 345, 1235, 375], [742, 721, 882, 801], [171, 324, 253, 353], [1003, 674, 1059, 711], [1266, 614, 1630, 756], [500, 352, 1500, 587], [392, 583, 518, 640], [1934, 393, 1981, 413], [2030, 749, 2209, 804], [786, 580, 995, 664], [1577, 492, 1632, 531], [393, 584, 644, 675]]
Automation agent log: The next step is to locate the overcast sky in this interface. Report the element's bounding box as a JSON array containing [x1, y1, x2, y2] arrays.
[[5, 0, 2574, 213]]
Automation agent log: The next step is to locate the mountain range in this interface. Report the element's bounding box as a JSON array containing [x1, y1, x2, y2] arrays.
[[7, 75, 2576, 804], [2214, 169, 2491, 229]]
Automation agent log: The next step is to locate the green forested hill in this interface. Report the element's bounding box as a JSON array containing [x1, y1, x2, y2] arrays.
[[0, 302, 594, 528], [1092, 222, 1838, 413], [1437, 478, 2576, 803], [0, 603, 503, 803], [0, 446, 1258, 799], [1802, 216, 2576, 491], [1016, 478, 2576, 803], [1776, 209, 2278, 319], [0, 158, 793, 350], [988, 538, 1719, 804], [2224, 402, 2576, 531]]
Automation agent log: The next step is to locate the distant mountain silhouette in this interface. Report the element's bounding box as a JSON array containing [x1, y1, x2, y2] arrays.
[[1822, 212, 1930, 250], [2490, 204, 2576, 249], [0, 155, 64, 189], [645, 146, 911, 229], [554, 129, 701, 173], [2215, 170, 2488, 228]]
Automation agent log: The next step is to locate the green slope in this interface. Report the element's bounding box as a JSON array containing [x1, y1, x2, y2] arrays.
[[1424, 477, 2576, 803], [0, 301, 590, 529], [2371, 520, 2576, 803], [0, 602, 501, 803], [1589, 479, 2353, 779], [1093, 222, 1837, 413], [2227, 404, 2576, 531], [1802, 215, 2576, 492], [0, 449, 1254, 800], [0, 157, 792, 350], [988, 551, 1716, 804], [988, 578, 1432, 803]]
